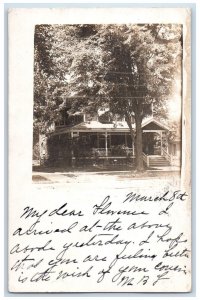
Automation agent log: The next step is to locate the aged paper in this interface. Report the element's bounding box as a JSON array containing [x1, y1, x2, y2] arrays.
[[8, 8, 191, 292]]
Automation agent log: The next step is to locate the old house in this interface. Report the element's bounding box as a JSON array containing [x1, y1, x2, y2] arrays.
[[33, 110, 181, 169]]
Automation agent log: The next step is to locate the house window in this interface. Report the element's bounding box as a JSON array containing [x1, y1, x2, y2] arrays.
[[55, 114, 84, 127]]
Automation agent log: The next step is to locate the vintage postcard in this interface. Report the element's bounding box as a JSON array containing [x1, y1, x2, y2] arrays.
[[8, 8, 191, 292]]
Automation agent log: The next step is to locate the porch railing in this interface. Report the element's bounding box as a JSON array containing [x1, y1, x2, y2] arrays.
[[142, 152, 150, 167], [92, 147, 133, 157], [161, 147, 172, 165]]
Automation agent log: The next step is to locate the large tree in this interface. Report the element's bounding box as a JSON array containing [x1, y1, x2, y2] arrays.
[[34, 25, 105, 131], [92, 24, 182, 170], [34, 24, 182, 170]]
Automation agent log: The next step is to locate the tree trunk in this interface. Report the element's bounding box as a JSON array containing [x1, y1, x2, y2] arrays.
[[39, 133, 48, 166], [135, 113, 144, 171], [125, 114, 135, 166]]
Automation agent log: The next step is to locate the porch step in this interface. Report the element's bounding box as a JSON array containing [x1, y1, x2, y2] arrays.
[[148, 156, 170, 167]]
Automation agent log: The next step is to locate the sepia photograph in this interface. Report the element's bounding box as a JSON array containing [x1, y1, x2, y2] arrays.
[[32, 23, 182, 184], [8, 8, 191, 293]]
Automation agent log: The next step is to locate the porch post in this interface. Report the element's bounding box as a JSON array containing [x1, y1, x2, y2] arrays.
[[167, 133, 169, 153], [97, 133, 99, 148], [105, 131, 108, 157], [160, 131, 163, 155], [71, 131, 75, 167], [125, 133, 127, 147]]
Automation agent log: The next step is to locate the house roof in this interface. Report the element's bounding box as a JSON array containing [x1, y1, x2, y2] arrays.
[[72, 120, 129, 130], [71, 117, 169, 131], [52, 117, 170, 135], [142, 117, 170, 131]]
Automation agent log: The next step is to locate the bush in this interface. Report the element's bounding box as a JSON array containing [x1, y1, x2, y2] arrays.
[[110, 144, 130, 156]]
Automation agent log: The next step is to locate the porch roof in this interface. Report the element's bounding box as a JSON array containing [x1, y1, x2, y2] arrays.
[[72, 120, 129, 130], [53, 117, 170, 135], [142, 118, 170, 131]]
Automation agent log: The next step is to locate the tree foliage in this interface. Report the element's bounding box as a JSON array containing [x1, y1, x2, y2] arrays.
[[34, 24, 182, 170]]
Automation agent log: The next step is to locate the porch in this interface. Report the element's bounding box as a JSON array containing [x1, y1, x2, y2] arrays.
[[44, 117, 176, 168]]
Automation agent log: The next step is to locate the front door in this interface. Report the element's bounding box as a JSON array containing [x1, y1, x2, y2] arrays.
[[142, 132, 160, 155]]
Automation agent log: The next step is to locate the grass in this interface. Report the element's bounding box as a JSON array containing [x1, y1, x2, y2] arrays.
[[32, 164, 135, 173], [32, 175, 50, 182]]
